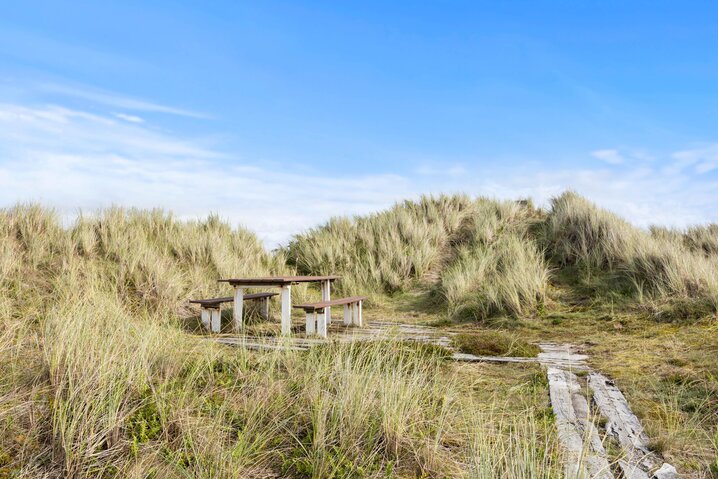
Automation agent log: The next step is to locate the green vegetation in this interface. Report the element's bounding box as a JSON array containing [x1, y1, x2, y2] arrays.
[[546, 191, 718, 316], [453, 331, 540, 357], [287, 195, 549, 321], [1, 193, 717, 477], [0, 203, 559, 478]]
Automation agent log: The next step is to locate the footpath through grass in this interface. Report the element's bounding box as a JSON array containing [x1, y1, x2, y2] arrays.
[[365, 274, 718, 478]]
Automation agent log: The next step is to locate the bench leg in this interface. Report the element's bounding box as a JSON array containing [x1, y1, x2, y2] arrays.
[[210, 307, 221, 333], [261, 296, 270, 320], [322, 280, 331, 325], [281, 285, 292, 335], [233, 287, 245, 332], [350, 302, 361, 327], [343, 304, 351, 325], [317, 308, 327, 338], [305, 312, 316, 335], [200, 308, 211, 330]]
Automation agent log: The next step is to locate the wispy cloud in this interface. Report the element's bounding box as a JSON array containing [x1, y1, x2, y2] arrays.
[[38, 83, 210, 119], [415, 163, 467, 177], [1, 87, 718, 247], [0, 101, 412, 246], [114, 113, 144, 123], [591, 149, 625, 165], [672, 144, 718, 174]]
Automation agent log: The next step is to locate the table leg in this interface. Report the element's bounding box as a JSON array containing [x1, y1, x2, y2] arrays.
[[281, 285, 292, 335], [233, 287, 245, 331], [321, 280, 331, 325]]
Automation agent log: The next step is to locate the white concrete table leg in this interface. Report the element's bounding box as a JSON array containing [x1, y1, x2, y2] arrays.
[[322, 280, 331, 325], [233, 287, 245, 331], [343, 304, 351, 325], [317, 308, 327, 338], [306, 311, 316, 335], [210, 307, 221, 333], [357, 300, 363, 327], [281, 285, 292, 335], [351, 303, 358, 326]]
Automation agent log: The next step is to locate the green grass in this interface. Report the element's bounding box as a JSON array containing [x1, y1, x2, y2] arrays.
[[2, 195, 718, 477], [453, 331, 540, 357]]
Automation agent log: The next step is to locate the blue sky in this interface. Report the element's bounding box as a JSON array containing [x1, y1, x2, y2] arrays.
[[1, 1, 717, 245]]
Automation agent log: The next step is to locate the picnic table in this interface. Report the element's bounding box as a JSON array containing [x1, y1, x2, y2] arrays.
[[218, 276, 340, 335]]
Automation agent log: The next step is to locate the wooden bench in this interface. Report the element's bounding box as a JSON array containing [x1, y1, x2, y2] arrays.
[[293, 296, 367, 338], [190, 292, 277, 332]]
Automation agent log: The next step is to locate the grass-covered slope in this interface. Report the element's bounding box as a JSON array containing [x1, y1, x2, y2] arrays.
[[0, 204, 560, 478], [289, 191, 718, 322], [546, 191, 718, 319], [1, 196, 717, 478], [287, 195, 550, 321]]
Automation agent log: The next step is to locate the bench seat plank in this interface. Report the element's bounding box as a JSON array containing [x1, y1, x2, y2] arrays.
[[190, 292, 277, 307], [293, 296, 367, 312]]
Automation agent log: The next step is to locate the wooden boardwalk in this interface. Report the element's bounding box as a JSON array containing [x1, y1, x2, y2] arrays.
[[213, 320, 454, 351], [212, 322, 680, 479]]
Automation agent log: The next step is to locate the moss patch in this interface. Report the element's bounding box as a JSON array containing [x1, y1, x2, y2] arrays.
[[452, 331, 540, 357]]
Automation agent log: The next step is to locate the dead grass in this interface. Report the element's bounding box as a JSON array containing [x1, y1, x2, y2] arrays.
[[0, 203, 562, 478]]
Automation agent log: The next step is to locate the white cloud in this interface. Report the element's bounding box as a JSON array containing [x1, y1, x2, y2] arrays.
[[1, 94, 718, 248], [591, 149, 625, 165], [671, 144, 718, 175], [0, 102, 413, 246], [38, 82, 210, 119], [114, 113, 144, 123], [415, 163, 467, 177]]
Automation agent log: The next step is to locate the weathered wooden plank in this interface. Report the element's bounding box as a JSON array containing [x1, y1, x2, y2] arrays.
[[293, 296, 367, 311], [587, 372, 677, 478], [538, 343, 589, 364], [216, 339, 309, 352], [190, 292, 278, 306], [547, 367, 615, 479], [452, 353, 540, 363], [219, 275, 341, 286]]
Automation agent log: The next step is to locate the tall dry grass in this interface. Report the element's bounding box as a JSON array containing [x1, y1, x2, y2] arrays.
[[545, 191, 718, 314], [286, 195, 477, 295], [3, 290, 561, 478], [438, 199, 549, 321], [0, 203, 562, 478], [287, 195, 550, 321]]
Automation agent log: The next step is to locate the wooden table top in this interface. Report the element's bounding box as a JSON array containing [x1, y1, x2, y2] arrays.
[[218, 275, 340, 286]]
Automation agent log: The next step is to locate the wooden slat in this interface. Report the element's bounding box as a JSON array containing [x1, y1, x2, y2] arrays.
[[190, 292, 278, 306], [219, 275, 340, 286], [587, 372, 672, 478], [293, 296, 367, 312], [546, 367, 615, 479]]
